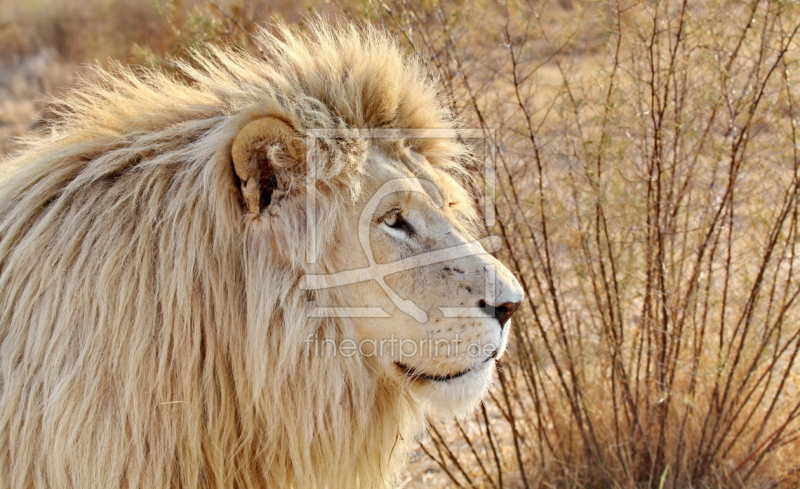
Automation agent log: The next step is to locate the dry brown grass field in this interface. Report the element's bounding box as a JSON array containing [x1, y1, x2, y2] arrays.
[[3, 1, 800, 487]]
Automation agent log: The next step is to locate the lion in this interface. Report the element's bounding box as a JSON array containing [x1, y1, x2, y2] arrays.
[[0, 20, 523, 488]]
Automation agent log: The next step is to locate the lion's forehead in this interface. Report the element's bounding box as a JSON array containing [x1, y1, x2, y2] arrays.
[[366, 144, 461, 205]]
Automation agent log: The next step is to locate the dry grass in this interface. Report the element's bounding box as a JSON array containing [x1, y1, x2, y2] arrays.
[[3, 0, 800, 487], [0, 0, 319, 62], [0, 0, 324, 157]]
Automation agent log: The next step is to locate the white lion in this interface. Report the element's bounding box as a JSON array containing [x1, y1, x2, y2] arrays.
[[0, 21, 523, 488]]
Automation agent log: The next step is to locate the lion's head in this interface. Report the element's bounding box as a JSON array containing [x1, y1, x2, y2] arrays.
[[0, 20, 522, 488], [232, 116, 523, 418], [353, 147, 524, 414]]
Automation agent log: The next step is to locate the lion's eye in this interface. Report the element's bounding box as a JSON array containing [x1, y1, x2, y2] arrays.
[[383, 212, 399, 228], [381, 208, 415, 236]]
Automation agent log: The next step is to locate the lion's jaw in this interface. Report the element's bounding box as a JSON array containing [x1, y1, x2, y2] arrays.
[[333, 146, 524, 417]]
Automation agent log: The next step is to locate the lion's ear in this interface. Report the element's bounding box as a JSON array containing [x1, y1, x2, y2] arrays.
[[231, 116, 302, 214]]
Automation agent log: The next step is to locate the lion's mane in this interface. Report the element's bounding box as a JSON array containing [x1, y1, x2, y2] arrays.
[[0, 21, 466, 488]]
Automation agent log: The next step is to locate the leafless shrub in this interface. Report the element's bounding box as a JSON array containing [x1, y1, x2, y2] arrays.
[[362, 1, 800, 487]]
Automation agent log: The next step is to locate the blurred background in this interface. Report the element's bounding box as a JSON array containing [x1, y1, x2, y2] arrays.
[[0, 0, 326, 155], [3, 1, 800, 487]]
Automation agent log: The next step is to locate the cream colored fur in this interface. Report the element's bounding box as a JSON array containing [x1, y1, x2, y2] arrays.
[[0, 20, 522, 488]]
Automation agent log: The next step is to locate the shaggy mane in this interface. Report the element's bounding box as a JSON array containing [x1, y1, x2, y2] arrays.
[[0, 20, 467, 488]]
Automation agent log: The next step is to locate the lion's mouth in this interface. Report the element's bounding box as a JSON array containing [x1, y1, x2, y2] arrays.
[[395, 356, 495, 382]]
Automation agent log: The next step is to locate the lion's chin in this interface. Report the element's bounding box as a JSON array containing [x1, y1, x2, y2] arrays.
[[399, 359, 496, 418]]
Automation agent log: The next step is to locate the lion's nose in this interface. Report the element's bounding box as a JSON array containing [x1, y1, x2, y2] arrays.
[[494, 301, 520, 329], [480, 300, 521, 329]]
